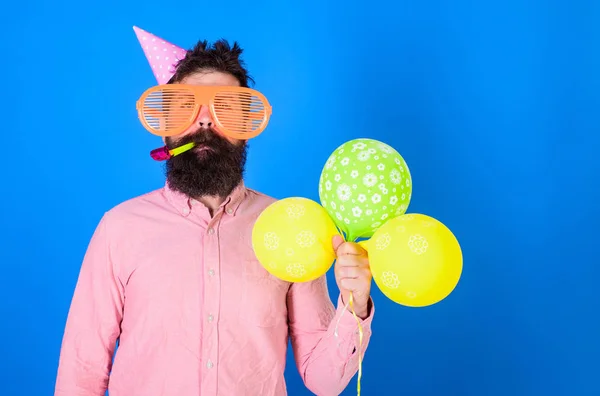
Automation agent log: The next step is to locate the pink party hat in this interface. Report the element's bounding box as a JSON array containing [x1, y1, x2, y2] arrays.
[[133, 26, 188, 84]]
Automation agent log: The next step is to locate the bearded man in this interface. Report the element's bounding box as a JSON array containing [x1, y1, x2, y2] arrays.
[[55, 28, 375, 396]]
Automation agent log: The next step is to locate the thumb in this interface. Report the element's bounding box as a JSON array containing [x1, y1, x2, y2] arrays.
[[332, 234, 345, 253]]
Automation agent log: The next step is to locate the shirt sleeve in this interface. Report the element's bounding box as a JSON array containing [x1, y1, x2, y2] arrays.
[[54, 213, 125, 396], [287, 275, 375, 396]]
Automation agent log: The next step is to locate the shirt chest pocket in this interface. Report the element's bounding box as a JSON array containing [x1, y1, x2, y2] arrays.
[[239, 259, 290, 327]]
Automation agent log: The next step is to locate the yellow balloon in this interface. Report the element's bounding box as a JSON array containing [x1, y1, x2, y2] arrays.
[[252, 197, 341, 283], [364, 213, 463, 307]]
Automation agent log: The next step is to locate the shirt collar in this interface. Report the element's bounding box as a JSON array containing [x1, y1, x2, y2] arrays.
[[164, 181, 247, 217]]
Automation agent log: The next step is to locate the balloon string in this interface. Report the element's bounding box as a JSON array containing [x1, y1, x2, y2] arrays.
[[349, 292, 363, 396], [333, 292, 364, 396], [334, 232, 363, 395]]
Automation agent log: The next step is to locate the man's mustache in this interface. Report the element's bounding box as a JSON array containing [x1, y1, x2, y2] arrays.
[[168, 128, 225, 149]]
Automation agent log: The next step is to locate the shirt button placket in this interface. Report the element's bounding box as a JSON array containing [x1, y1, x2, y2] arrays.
[[202, 219, 220, 396]]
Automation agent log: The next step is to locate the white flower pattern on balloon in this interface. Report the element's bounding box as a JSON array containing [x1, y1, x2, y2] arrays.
[[395, 205, 407, 215], [296, 230, 316, 248], [286, 263, 307, 278], [375, 233, 391, 250], [378, 144, 392, 154], [264, 232, 280, 250], [336, 184, 352, 201], [408, 234, 428, 255], [325, 155, 337, 169], [363, 173, 377, 187], [357, 151, 370, 161], [286, 204, 306, 219], [381, 271, 400, 289], [390, 169, 401, 184]]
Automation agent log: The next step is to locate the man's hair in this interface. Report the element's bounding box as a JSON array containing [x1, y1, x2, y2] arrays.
[[168, 39, 254, 87]]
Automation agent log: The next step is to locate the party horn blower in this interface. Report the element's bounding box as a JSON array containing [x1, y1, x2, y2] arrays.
[[251, 197, 341, 282], [319, 138, 412, 242], [362, 213, 463, 307]]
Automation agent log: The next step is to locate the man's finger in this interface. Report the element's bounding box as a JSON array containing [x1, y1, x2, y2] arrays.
[[335, 240, 368, 257], [332, 234, 345, 253], [340, 278, 367, 294], [336, 266, 362, 279], [335, 255, 369, 269]]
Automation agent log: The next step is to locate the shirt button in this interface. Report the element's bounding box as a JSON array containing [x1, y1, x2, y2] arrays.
[[207, 228, 215, 235], [208, 269, 215, 276], [208, 314, 214, 322], [226, 208, 233, 214], [206, 360, 214, 369], [182, 207, 190, 215]]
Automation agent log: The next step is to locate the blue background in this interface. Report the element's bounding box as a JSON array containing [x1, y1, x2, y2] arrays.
[[1, 0, 598, 395]]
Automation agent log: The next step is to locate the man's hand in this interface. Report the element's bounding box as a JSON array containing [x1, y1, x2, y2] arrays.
[[332, 234, 372, 319]]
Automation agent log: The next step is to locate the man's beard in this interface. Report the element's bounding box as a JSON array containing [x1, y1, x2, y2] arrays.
[[164, 128, 247, 199]]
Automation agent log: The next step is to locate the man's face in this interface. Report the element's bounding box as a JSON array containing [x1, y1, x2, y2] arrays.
[[164, 71, 248, 199]]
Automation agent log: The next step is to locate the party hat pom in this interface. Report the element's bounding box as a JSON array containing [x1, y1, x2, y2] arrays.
[[133, 26, 188, 84]]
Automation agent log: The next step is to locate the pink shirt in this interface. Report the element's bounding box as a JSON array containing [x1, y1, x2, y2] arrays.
[[55, 182, 374, 396]]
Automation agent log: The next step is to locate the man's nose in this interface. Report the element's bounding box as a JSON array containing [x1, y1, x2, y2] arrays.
[[195, 105, 213, 129]]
